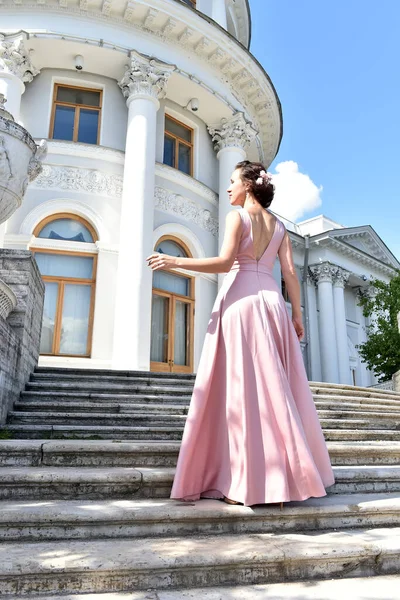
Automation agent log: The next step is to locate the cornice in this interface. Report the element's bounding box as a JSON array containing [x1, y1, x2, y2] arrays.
[[0, 0, 282, 163], [313, 236, 396, 277], [40, 140, 125, 165]]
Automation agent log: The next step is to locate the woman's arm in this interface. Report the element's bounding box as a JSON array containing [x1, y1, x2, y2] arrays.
[[278, 232, 304, 340], [147, 211, 242, 274]]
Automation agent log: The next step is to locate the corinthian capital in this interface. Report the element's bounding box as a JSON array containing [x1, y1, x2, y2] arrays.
[[208, 112, 258, 154], [0, 32, 40, 83], [333, 266, 350, 288], [309, 262, 337, 285], [118, 50, 175, 102]]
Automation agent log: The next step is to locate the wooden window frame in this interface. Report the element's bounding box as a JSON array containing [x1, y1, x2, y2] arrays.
[[182, 0, 196, 7], [49, 83, 103, 145], [164, 115, 194, 176], [32, 214, 98, 358], [151, 235, 195, 373], [33, 213, 98, 242]]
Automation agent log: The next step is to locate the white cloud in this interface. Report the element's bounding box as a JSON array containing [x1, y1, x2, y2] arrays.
[[270, 161, 323, 222]]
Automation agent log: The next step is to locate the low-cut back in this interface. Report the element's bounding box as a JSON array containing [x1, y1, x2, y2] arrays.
[[171, 208, 335, 506]]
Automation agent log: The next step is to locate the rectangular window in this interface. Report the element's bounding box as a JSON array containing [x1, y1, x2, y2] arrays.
[[163, 115, 193, 176], [50, 84, 102, 145]]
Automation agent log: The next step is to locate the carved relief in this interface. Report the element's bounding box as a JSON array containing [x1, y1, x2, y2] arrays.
[[309, 263, 338, 285], [155, 187, 218, 237], [31, 164, 123, 198], [208, 112, 258, 153], [0, 32, 40, 83], [118, 50, 175, 101], [333, 267, 350, 288]]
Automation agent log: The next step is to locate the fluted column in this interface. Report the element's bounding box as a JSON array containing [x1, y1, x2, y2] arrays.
[[0, 32, 40, 119], [208, 112, 257, 254], [333, 267, 351, 384], [310, 263, 340, 383], [112, 50, 175, 370], [305, 271, 322, 382]]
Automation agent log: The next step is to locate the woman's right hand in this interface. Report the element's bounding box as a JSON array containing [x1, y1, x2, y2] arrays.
[[292, 316, 305, 341]]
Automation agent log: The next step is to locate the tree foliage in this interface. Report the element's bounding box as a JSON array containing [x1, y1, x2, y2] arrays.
[[357, 271, 400, 382]]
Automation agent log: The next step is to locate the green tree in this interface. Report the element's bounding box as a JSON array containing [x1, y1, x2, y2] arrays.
[[357, 271, 400, 382]]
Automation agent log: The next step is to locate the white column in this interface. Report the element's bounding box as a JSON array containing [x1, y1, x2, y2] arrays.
[[112, 50, 175, 371], [333, 267, 351, 384], [0, 222, 6, 249], [306, 274, 322, 382], [208, 112, 257, 253], [311, 263, 340, 383], [212, 0, 228, 29], [0, 32, 40, 120], [91, 244, 119, 362]]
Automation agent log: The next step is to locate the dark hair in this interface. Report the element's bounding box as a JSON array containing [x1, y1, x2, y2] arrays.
[[235, 161, 275, 209]]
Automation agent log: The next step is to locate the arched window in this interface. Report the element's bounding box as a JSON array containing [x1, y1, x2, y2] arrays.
[[32, 214, 98, 358], [151, 236, 195, 373]]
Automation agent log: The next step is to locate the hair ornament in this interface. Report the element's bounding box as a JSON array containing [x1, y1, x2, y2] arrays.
[[256, 170, 273, 186]]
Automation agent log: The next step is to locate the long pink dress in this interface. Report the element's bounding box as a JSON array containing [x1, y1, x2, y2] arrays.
[[171, 208, 335, 506]]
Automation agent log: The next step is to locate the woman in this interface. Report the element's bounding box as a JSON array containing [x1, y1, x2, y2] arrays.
[[147, 161, 335, 507]]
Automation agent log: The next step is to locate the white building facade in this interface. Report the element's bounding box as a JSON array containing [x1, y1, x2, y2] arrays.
[[0, 0, 398, 385]]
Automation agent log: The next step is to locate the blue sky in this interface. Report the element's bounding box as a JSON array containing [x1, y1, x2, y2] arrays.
[[249, 0, 400, 259]]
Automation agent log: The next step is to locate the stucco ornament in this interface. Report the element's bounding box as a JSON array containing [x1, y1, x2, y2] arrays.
[[0, 93, 47, 223], [333, 266, 350, 288], [155, 187, 218, 237], [208, 112, 258, 153], [309, 262, 339, 285], [0, 32, 40, 83], [118, 50, 175, 101]]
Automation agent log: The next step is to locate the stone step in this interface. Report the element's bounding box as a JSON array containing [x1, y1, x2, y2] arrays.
[[0, 526, 399, 596], [26, 381, 195, 395], [315, 400, 400, 413], [310, 383, 400, 402], [34, 366, 196, 381], [7, 411, 188, 427], [7, 411, 400, 431], [20, 391, 192, 405], [6, 423, 400, 442], [0, 465, 399, 500], [14, 401, 189, 415], [5, 424, 184, 441], [7, 575, 400, 600], [1, 440, 400, 468], [314, 394, 400, 409], [0, 493, 399, 543], [30, 373, 197, 387]]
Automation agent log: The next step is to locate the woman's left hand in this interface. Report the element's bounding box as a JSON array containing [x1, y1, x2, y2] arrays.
[[147, 253, 177, 271]]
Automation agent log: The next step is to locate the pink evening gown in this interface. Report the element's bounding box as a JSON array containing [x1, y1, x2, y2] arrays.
[[170, 207, 335, 507]]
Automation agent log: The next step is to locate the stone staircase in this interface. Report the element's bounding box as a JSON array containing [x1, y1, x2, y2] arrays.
[[1, 366, 400, 599]]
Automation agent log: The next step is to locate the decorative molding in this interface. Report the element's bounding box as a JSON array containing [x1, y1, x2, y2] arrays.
[[323, 238, 396, 277], [41, 139, 125, 165], [20, 198, 111, 243], [30, 164, 123, 199], [0, 277, 17, 319], [154, 186, 218, 237], [0, 31, 40, 83], [208, 112, 258, 153], [118, 49, 176, 102], [309, 262, 339, 285], [155, 162, 218, 207], [30, 238, 98, 254], [333, 266, 350, 288]]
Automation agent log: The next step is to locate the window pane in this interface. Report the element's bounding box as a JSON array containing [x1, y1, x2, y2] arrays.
[[38, 218, 94, 243], [40, 282, 58, 354], [53, 105, 75, 141], [35, 253, 94, 279], [78, 109, 99, 144], [174, 301, 189, 366], [57, 87, 101, 107], [165, 117, 192, 142], [178, 143, 191, 175], [59, 284, 91, 355], [153, 271, 189, 296], [163, 134, 175, 167], [156, 240, 188, 258], [150, 295, 169, 363]]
